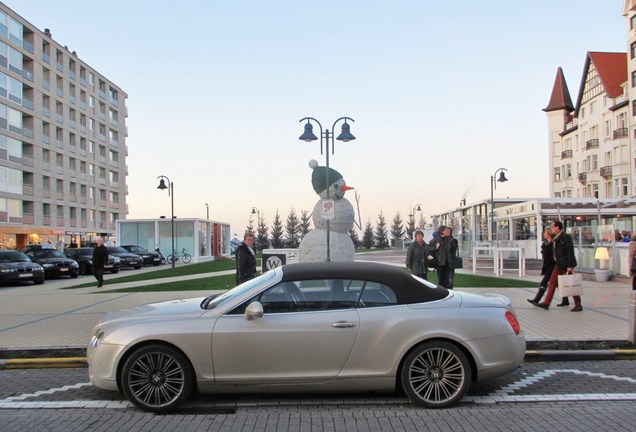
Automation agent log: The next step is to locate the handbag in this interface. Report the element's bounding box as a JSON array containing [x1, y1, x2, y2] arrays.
[[453, 256, 463, 269], [558, 273, 583, 297]]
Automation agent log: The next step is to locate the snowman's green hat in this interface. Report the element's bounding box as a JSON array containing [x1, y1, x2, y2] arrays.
[[309, 159, 343, 194]]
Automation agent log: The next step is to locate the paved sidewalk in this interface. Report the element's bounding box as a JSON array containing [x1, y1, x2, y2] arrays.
[[0, 256, 634, 360]]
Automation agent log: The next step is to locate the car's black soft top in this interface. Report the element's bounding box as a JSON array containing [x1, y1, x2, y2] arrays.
[[279, 261, 448, 304]]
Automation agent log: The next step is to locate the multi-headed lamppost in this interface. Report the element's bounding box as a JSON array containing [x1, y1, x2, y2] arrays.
[[157, 175, 175, 270], [490, 168, 509, 244], [298, 117, 356, 262]]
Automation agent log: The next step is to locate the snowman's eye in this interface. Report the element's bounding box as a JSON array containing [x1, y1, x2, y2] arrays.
[[334, 184, 340, 190]]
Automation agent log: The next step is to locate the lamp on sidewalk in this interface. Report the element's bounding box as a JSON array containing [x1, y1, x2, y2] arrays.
[[157, 175, 175, 270], [298, 116, 356, 262], [490, 168, 509, 245], [594, 247, 611, 281]]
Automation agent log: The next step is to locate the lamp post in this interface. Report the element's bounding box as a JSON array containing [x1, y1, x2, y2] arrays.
[[205, 203, 209, 220], [490, 168, 509, 245], [409, 204, 422, 230], [157, 175, 175, 270], [299, 116, 356, 262]]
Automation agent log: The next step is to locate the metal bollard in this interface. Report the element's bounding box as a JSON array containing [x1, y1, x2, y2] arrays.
[[630, 291, 636, 344]]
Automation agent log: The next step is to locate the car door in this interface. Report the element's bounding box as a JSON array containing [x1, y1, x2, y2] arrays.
[[212, 279, 360, 384]]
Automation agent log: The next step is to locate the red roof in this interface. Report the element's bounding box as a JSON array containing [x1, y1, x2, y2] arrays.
[[587, 52, 627, 98], [543, 67, 574, 112]]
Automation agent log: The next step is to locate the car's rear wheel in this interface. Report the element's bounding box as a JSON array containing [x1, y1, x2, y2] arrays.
[[110, 268, 119, 274], [121, 344, 193, 413], [400, 341, 471, 408]]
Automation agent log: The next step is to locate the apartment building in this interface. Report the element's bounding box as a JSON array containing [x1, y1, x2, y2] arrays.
[[0, 2, 127, 249]]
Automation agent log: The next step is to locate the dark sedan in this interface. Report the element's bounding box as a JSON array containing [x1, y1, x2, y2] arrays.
[[120, 245, 161, 266], [64, 247, 121, 275], [24, 248, 79, 279], [0, 249, 45, 285], [106, 246, 143, 269]]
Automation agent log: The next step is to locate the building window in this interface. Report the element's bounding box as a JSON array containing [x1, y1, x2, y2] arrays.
[[554, 167, 561, 181], [632, 41, 636, 59], [56, 179, 63, 193], [631, 14, 636, 30]]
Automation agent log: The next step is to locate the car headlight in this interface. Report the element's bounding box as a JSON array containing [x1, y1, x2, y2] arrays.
[[0, 268, 16, 273], [42, 263, 54, 268], [90, 330, 104, 349]]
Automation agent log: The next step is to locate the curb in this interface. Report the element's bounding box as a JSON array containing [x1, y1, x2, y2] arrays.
[[2, 350, 636, 370]]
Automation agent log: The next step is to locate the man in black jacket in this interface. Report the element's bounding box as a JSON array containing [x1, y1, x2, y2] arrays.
[[92, 237, 108, 288], [535, 220, 582, 312], [235, 231, 257, 285]]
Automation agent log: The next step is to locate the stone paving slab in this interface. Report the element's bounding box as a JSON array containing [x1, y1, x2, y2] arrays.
[[0, 258, 634, 355]]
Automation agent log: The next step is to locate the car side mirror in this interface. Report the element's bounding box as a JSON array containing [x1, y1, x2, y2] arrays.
[[244, 301, 263, 321]]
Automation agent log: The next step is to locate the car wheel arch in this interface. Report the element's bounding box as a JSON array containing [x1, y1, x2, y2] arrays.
[[395, 337, 478, 393], [115, 339, 198, 394]]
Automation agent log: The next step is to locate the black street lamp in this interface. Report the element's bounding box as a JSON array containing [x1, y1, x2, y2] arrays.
[[490, 168, 509, 244], [205, 203, 209, 220], [157, 175, 175, 270], [299, 116, 356, 262]]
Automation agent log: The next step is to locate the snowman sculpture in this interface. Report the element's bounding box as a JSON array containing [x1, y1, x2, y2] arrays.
[[299, 159, 356, 262]]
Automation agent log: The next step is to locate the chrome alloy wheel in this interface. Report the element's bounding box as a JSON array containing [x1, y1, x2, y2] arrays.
[[121, 345, 193, 413], [401, 341, 471, 408]]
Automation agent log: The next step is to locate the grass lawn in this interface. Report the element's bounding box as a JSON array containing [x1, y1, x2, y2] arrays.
[[83, 260, 533, 293]]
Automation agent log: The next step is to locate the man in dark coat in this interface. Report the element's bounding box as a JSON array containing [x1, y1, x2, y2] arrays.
[[235, 231, 257, 285], [92, 237, 108, 287], [535, 220, 581, 311]]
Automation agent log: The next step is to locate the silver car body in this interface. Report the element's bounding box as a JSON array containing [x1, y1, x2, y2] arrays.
[[88, 262, 525, 406]]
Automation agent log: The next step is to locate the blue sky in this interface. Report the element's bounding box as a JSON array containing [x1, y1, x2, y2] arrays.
[[8, 1, 628, 236]]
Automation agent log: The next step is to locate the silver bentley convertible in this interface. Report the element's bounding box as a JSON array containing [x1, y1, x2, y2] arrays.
[[88, 261, 525, 413]]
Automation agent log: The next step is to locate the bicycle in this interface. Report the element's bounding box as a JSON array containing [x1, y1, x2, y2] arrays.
[[166, 248, 192, 264]]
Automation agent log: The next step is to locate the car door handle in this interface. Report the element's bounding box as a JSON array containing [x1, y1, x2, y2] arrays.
[[332, 321, 357, 328]]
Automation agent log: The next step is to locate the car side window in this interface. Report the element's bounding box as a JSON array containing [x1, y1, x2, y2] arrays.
[[359, 282, 397, 307]]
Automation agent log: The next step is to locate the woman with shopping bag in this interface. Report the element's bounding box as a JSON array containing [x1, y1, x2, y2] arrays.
[[534, 220, 582, 312]]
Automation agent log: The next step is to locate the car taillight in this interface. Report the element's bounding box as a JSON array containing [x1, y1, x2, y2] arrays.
[[505, 310, 521, 335]]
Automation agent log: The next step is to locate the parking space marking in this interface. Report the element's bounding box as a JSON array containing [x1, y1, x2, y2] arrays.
[[1, 368, 635, 410]]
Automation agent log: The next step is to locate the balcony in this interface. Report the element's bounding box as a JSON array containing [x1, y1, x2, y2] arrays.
[[585, 139, 599, 150], [613, 128, 628, 139], [600, 166, 613, 178], [561, 149, 572, 159], [578, 172, 587, 183]]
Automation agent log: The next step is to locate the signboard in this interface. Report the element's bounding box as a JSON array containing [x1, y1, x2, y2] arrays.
[[321, 199, 335, 220]]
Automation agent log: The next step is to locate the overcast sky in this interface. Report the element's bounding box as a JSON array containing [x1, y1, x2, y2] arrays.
[[8, 0, 628, 236]]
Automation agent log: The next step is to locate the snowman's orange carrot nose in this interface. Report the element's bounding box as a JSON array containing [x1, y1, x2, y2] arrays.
[[341, 185, 354, 191]]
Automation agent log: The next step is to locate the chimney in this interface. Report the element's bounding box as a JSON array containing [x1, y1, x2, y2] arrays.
[[44, 28, 51, 37]]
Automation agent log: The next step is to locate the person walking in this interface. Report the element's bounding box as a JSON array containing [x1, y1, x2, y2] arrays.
[[431, 226, 457, 289], [235, 231, 257, 285], [92, 237, 108, 288], [629, 234, 636, 291], [527, 228, 555, 305], [534, 220, 581, 312], [406, 230, 429, 280]]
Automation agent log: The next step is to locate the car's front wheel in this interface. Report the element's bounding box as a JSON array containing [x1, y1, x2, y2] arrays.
[[400, 341, 471, 408], [121, 344, 194, 413]]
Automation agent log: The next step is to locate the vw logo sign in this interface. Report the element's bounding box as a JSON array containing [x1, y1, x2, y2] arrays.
[[266, 255, 283, 270]]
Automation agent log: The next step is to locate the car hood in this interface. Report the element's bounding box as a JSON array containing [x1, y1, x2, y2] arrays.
[[33, 258, 75, 265], [110, 253, 140, 259], [101, 297, 207, 326], [0, 262, 41, 269]]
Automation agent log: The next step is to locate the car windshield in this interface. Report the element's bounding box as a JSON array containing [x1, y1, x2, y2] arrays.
[[0, 251, 31, 262], [203, 271, 277, 310], [33, 250, 65, 259], [127, 246, 146, 253], [75, 249, 92, 256], [107, 247, 129, 254]]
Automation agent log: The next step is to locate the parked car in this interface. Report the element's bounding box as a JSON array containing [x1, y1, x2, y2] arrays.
[[88, 261, 525, 413], [105, 246, 143, 269], [120, 245, 161, 266], [0, 249, 45, 285], [23, 248, 79, 279], [21, 243, 56, 254], [64, 247, 121, 275]]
